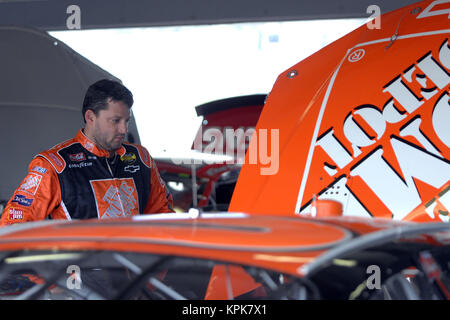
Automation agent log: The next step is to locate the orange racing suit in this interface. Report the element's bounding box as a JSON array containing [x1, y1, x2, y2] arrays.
[[1, 129, 174, 225]]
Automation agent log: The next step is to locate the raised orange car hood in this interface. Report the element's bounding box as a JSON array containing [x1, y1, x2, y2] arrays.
[[229, 0, 450, 222]]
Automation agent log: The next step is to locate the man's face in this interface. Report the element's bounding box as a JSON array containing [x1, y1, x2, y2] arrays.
[[91, 99, 131, 152]]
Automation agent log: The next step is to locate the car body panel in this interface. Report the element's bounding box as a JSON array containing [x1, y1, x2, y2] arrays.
[[228, 0, 450, 222]]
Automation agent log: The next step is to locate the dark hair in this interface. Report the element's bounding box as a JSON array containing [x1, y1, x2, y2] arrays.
[[82, 79, 134, 123]]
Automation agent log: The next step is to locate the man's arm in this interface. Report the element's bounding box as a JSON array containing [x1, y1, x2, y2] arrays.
[[0, 157, 62, 226], [143, 155, 175, 214]]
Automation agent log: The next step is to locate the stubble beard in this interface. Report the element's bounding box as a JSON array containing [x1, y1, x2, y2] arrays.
[[93, 129, 123, 154]]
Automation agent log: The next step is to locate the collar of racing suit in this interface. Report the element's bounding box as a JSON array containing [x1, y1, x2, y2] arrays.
[[76, 129, 127, 158]]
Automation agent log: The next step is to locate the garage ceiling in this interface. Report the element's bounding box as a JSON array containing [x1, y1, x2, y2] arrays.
[[0, 0, 420, 31]]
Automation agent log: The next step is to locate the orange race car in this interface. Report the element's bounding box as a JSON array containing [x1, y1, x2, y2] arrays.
[[0, 0, 448, 302], [0, 212, 448, 300]]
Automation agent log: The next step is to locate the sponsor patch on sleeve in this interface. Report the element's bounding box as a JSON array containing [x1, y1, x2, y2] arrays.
[[31, 166, 47, 174], [19, 173, 43, 196], [8, 208, 24, 221], [12, 194, 34, 207]]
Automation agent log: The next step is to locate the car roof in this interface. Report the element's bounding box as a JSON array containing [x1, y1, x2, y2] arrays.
[[0, 213, 442, 276]]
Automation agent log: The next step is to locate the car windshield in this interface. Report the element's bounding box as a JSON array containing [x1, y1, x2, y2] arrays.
[[1, 244, 450, 300], [0, 250, 312, 300]]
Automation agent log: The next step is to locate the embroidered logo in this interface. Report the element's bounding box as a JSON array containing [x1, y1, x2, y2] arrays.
[[49, 153, 63, 167], [68, 162, 93, 169], [31, 166, 47, 174], [84, 142, 95, 152], [9, 208, 24, 220], [90, 178, 139, 219], [19, 173, 43, 196], [12, 195, 34, 207], [69, 153, 86, 162], [124, 165, 140, 173], [120, 153, 136, 164]]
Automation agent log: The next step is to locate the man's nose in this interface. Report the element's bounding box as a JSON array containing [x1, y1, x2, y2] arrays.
[[118, 121, 128, 135]]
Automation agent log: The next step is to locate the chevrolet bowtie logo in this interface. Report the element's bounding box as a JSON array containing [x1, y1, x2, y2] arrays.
[[124, 165, 140, 173]]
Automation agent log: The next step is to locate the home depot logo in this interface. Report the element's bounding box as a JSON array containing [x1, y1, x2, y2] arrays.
[[19, 173, 43, 196], [298, 37, 450, 221], [90, 178, 139, 219]]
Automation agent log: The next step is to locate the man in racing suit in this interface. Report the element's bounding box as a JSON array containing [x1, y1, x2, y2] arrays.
[[1, 79, 174, 225]]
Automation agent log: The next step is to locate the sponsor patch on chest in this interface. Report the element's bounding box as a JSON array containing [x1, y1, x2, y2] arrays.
[[90, 178, 139, 219], [120, 153, 137, 164], [124, 165, 140, 173], [69, 153, 87, 162]]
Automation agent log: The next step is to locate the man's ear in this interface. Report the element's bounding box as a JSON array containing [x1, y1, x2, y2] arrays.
[[85, 110, 96, 124]]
